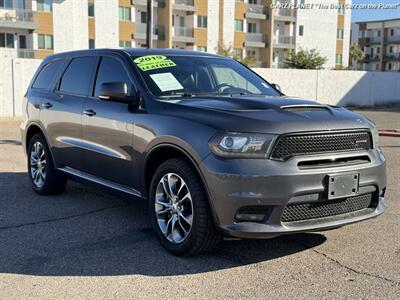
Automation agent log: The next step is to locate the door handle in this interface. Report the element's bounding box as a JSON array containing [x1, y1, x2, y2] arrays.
[[41, 102, 52, 109], [83, 109, 96, 117]]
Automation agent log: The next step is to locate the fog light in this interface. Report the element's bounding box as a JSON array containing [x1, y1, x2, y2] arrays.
[[235, 213, 265, 222]]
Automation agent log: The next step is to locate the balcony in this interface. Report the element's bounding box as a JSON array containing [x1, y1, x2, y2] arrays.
[[274, 8, 296, 22], [0, 8, 38, 30], [173, 0, 195, 12], [273, 36, 295, 49], [387, 35, 400, 43], [0, 48, 38, 59], [17, 49, 38, 59], [133, 0, 166, 8], [172, 26, 194, 43], [364, 54, 381, 62], [246, 4, 267, 20], [245, 33, 267, 48], [134, 23, 165, 40], [367, 37, 382, 44], [383, 53, 400, 61]]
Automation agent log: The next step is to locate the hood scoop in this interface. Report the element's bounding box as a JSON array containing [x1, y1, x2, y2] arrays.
[[281, 105, 330, 112]]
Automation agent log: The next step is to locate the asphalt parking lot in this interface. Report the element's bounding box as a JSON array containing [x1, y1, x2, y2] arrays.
[[0, 108, 399, 299]]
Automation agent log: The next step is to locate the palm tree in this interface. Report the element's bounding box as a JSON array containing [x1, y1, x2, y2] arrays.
[[349, 44, 364, 70]]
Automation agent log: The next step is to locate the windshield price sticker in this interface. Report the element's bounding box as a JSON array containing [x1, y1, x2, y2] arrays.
[[134, 55, 176, 71], [149, 72, 184, 92]]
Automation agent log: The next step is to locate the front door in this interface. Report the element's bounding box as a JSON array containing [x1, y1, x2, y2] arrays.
[[81, 55, 136, 188]]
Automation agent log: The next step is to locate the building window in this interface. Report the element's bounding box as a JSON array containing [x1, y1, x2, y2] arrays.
[[37, 0, 53, 12], [196, 46, 207, 52], [88, 3, 95, 17], [377, 30, 381, 37], [89, 39, 95, 49], [234, 19, 244, 32], [0, 33, 14, 48], [233, 48, 243, 60], [197, 16, 207, 28], [119, 40, 132, 48], [388, 63, 392, 71], [38, 34, 53, 50], [119, 7, 131, 21], [247, 22, 257, 33], [0, 0, 13, 8], [377, 47, 380, 54], [336, 54, 343, 65], [299, 25, 304, 36], [389, 46, 393, 53], [248, 0, 258, 4], [140, 11, 147, 23], [390, 29, 394, 36], [337, 29, 344, 39], [338, 6, 345, 15]]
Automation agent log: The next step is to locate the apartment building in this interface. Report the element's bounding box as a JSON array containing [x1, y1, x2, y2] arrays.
[[0, 0, 350, 68], [352, 18, 400, 72]]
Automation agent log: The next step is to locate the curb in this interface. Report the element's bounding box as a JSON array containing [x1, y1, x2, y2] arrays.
[[379, 130, 400, 137]]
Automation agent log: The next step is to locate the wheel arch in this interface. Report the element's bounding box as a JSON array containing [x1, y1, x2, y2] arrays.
[[143, 143, 219, 223], [25, 123, 56, 166]]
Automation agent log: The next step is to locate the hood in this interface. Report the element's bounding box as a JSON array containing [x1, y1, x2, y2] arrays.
[[160, 96, 372, 134]]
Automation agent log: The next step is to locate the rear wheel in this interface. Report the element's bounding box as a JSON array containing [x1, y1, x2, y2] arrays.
[[149, 158, 221, 256], [27, 133, 67, 195]]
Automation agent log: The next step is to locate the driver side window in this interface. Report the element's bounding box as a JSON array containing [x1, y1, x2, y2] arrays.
[[94, 56, 133, 97], [212, 65, 261, 94]]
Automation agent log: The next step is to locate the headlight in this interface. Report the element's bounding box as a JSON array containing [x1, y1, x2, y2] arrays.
[[209, 133, 277, 158], [370, 125, 380, 149]]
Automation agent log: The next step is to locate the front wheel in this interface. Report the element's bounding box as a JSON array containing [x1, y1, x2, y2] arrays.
[[149, 158, 221, 256]]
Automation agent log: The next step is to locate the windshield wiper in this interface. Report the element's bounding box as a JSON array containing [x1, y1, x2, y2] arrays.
[[158, 92, 221, 99], [158, 92, 195, 99]]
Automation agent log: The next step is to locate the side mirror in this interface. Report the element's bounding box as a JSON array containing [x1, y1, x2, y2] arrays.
[[271, 83, 282, 93], [99, 82, 137, 105]]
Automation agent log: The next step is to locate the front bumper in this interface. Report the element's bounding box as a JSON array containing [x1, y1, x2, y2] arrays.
[[200, 149, 387, 239]]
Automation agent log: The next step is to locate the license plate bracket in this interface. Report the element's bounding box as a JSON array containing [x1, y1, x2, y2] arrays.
[[327, 173, 359, 200]]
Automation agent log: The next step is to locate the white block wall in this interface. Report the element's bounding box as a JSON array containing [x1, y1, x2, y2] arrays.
[[254, 68, 400, 107]]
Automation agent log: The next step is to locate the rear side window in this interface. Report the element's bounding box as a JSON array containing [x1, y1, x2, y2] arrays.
[[94, 56, 133, 97], [32, 60, 64, 90], [59, 57, 97, 96]]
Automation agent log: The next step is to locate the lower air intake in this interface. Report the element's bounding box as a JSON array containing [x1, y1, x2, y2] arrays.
[[281, 193, 374, 223]]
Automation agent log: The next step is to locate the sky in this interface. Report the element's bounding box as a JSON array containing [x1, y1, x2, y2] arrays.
[[351, 0, 400, 22]]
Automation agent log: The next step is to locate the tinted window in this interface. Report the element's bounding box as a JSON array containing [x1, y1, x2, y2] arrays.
[[32, 60, 64, 90], [94, 56, 132, 97], [59, 57, 97, 96]]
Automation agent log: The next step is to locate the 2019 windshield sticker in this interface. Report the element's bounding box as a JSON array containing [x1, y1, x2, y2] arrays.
[[134, 55, 176, 71]]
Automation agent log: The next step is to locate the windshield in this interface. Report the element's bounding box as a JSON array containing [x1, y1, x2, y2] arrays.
[[132, 55, 280, 98]]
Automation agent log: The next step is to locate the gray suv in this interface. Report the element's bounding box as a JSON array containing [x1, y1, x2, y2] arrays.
[[21, 49, 387, 256]]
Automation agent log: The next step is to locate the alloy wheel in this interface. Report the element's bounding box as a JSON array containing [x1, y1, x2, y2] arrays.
[[155, 173, 193, 244], [30, 141, 46, 188]]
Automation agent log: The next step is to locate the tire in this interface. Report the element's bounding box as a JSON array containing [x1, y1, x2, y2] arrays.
[[27, 133, 67, 195], [149, 158, 221, 256]]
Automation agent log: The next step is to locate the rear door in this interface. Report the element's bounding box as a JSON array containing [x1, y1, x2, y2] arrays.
[[40, 56, 97, 170], [81, 55, 136, 187]]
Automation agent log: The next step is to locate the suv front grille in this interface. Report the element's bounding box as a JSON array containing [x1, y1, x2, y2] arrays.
[[270, 131, 372, 160], [281, 193, 374, 223]]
